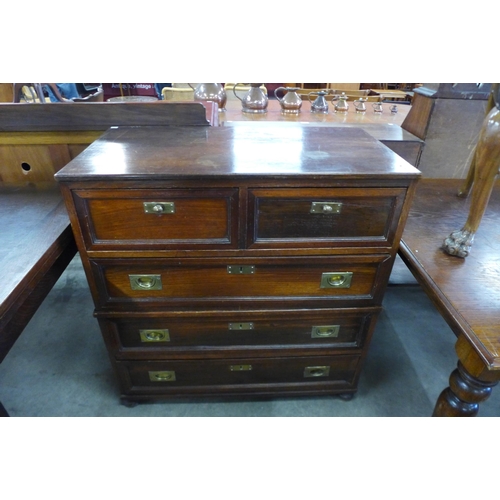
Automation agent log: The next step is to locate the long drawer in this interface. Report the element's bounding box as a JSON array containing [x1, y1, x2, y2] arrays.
[[115, 355, 362, 397], [98, 308, 380, 359], [90, 255, 393, 310]]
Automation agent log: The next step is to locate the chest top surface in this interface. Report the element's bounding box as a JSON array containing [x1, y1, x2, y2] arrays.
[[54, 125, 420, 182]]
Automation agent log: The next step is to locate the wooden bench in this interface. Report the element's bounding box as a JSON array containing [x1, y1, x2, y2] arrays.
[[0, 101, 216, 416]]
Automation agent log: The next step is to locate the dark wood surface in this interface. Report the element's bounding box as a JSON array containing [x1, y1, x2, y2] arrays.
[[0, 188, 76, 361], [55, 125, 420, 182], [0, 101, 217, 132], [0, 187, 77, 416], [398, 178, 500, 416], [221, 99, 423, 167], [57, 125, 420, 404]]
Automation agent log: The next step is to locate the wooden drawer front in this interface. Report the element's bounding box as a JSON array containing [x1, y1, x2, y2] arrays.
[[116, 355, 361, 395], [100, 308, 380, 357], [248, 187, 407, 248], [72, 188, 238, 250], [92, 255, 392, 309]]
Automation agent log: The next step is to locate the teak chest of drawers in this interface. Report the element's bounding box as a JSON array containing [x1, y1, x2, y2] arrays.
[[55, 125, 420, 405]]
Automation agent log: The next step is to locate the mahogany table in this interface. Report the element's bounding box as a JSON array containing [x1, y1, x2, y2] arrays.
[[398, 179, 500, 416]]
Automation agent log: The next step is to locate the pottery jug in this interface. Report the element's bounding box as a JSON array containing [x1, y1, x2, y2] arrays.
[[333, 92, 349, 113], [353, 97, 367, 112], [308, 91, 329, 113], [390, 104, 398, 114], [274, 87, 302, 114], [233, 83, 268, 113], [372, 102, 383, 113], [188, 83, 227, 111]]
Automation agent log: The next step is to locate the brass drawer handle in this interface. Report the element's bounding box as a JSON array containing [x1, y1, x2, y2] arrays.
[[320, 272, 353, 289], [304, 366, 330, 378], [140, 329, 170, 342], [143, 202, 175, 214], [311, 325, 340, 338], [149, 370, 176, 382], [230, 364, 252, 371], [129, 274, 162, 290], [310, 202, 342, 214]]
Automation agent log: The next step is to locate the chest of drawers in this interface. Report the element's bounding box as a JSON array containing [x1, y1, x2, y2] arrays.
[[55, 125, 420, 406]]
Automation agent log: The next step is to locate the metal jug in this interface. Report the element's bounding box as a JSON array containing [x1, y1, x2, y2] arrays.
[[353, 97, 367, 113], [372, 101, 383, 113], [188, 83, 227, 111], [274, 86, 302, 114], [233, 83, 268, 113], [308, 90, 329, 113], [333, 92, 349, 113]]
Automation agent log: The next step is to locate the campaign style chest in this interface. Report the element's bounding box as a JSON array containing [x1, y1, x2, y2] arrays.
[[55, 125, 420, 406]]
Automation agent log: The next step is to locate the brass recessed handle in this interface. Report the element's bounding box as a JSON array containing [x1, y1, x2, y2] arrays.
[[140, 329, 170, 342], [129, 274, 162, 290], [320, 272, 353, 289], [149, 370, 176, 382], [304, 366, 330, 378], [311, 325, 340, 338]]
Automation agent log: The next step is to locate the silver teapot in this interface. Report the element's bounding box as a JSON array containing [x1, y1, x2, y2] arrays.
[[308, 90, 329, 113], [274, 86, 302, 114], [233, 83, 268, 113], [188, 83, 227, 111]]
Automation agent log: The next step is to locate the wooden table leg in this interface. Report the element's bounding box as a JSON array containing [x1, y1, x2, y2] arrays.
[[433, 335, 499, 416], [443, 106, 500, 258]]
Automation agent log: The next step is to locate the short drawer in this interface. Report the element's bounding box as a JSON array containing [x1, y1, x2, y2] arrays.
[[99, 308, 380, 358], [91, 255, 393, 309], [248, 187, 408, 248], [72, 188, 238, 250], [115, 355, 361, 396]]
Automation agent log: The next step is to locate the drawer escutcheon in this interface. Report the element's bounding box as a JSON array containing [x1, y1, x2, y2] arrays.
[[310, 202, 342, 214], [140, 329, 170, 342], [228, 322, 254, 330], [311, 325, 340, 338], [143, 202, 175, 214], [230, 364, 253, 371], [227, 265, 255, 274]]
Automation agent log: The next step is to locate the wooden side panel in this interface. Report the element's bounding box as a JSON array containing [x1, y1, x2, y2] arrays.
[[401, 92, 435, 140]]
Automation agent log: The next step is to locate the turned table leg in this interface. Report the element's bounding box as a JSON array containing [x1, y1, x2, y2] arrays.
[[433, 335, 499, 417]]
